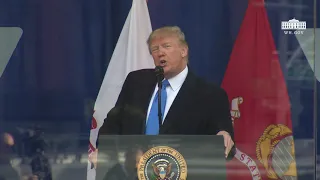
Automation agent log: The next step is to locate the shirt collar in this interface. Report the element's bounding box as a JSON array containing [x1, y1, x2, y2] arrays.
[[166, 66, 188, 91]]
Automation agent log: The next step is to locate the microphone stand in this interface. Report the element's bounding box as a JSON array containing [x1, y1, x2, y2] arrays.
[[154, 66, 164, 133], [157, 80, 163, 130]]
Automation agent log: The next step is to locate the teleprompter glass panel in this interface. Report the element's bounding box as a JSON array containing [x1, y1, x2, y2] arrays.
[[96, 135, 226, 180]]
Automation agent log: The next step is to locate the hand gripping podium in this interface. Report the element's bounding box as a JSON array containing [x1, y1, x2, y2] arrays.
[[96, 135, 227, 180]]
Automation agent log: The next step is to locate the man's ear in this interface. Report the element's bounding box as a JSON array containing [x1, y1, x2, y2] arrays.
[[181, 46, 188, 58]]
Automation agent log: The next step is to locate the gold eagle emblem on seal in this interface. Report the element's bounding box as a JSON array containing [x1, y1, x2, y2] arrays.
[[137, 146, 187, 180], [256, 124, 297, 179]]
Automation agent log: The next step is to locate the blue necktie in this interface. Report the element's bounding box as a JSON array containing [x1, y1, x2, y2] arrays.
[[145, 80, 170, 135]]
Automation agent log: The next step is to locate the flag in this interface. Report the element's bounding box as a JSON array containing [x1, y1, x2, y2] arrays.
[[86, 0, 154, 179], [221, 0, 297, 179], [0, 27, 23, 78]]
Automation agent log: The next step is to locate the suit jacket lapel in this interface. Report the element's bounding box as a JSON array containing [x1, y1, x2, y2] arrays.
[[138, 73, 157, 129], [160, 71, 197, 133]]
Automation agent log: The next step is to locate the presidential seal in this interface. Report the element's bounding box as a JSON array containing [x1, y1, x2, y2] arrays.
[[137, 146, 187, 180]]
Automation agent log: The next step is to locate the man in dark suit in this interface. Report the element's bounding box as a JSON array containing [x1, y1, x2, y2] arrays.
[[103, 146, 144, 180], [0, 131, 20, 180], [99, 26, 235, 158]]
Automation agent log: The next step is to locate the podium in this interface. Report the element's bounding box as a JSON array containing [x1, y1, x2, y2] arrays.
[[96, 135, 227, 180]]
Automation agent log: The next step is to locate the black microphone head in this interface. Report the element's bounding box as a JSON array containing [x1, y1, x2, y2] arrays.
[[154, 66, 164, 77], [155, 66, 164, 86]]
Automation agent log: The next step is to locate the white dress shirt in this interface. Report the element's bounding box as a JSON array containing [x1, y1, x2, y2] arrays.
[[146, 66, 188, 124]]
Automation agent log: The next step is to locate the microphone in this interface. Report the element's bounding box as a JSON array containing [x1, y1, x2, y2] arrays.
[[155, 66, 164, 87], [154, 66, 164, 132]]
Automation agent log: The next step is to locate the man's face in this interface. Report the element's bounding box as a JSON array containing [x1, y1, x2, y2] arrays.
[[150, 35, 188, 78], [3, 133, 14, 146], [135, 150, 143, 168]]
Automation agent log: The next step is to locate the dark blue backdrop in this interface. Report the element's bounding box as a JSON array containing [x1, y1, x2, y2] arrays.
[[0, 0, 319, 177]]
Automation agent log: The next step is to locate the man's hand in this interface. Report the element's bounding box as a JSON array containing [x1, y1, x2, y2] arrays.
[[89, 149, 98, 169], [217, 131, 234, 158]]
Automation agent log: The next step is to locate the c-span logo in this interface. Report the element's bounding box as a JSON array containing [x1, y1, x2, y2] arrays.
[[137, 146, 187, 180], [281, 18, 306, 35]]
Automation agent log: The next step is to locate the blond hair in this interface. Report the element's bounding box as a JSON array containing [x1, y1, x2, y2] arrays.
[[147, 26, 188, 53]]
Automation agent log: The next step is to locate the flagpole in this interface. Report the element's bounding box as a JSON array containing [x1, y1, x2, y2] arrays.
[[312, 0, 317, 178]]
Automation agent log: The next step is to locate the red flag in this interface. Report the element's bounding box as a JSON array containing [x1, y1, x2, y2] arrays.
[[222, 0, 297, 179]]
